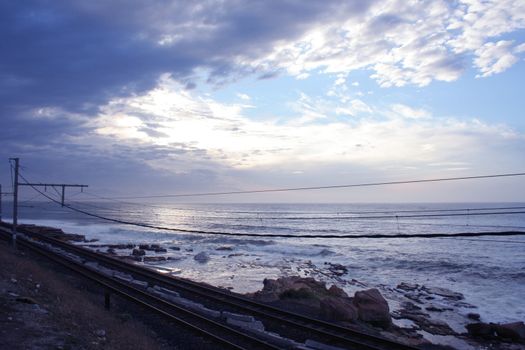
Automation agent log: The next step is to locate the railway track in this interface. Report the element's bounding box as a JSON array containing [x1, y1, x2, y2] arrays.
[[0, 222, 418, 350]]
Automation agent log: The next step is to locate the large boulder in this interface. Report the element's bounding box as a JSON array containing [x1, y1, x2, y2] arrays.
[[494, 322, 525, 342], [250, 276, 331, 302], [319, 296, 358, 322], [353, 288, 392, 328], [467, 321, 525, 342]]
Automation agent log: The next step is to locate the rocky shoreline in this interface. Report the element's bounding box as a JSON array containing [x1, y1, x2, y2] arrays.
[[21, 224, 525, 349]]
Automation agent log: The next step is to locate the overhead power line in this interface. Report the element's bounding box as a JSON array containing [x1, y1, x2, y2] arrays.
[[101, 172, 525, 199], [20, 172, 525, 240]]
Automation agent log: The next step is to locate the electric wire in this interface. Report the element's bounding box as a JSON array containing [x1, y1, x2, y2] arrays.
[[19, 172, 525, 239], [99, 172, 525, 199]]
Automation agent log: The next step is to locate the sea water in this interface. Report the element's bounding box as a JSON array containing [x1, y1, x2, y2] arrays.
[[7, 201, 525, 327]]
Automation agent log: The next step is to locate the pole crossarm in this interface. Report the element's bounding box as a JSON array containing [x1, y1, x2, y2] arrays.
[[19, 182, 88, 207], [19, 183, 88, 188]]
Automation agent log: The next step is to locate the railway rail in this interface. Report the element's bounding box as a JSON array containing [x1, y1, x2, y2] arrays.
[[0, 222, 417, 350]]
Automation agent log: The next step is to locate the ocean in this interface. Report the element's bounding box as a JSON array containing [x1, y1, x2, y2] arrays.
[[5, 201, 525, 338]]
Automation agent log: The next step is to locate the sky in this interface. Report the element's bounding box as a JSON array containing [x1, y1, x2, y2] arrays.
[[1, 0, 524, 203]]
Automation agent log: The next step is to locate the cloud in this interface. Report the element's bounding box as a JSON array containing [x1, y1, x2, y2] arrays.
[[2, 0, 524, 126], [237, 93, 251, 101], [474, 40, 521, 77], [83, 79, 523, 173], [244, 0, 525, 87]]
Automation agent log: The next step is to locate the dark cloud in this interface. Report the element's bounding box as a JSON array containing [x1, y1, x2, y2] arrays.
[[1, 1, 373, 113], [0, 0, 376, 193]]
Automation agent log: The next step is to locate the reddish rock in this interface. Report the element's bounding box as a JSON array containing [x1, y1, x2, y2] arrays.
[[353, 288, 392, 328], [319, 296, 357, 322], [328, 285, 348, 298]]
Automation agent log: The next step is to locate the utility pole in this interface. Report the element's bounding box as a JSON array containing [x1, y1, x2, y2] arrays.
[[10, 158, 19, 247], [9, 157, 88, 247]]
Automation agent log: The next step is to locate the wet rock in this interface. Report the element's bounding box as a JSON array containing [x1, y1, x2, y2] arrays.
[[154, 248, 167, 253], [425, 305, 452, 312], [397, 282, 419, 291], [400, 301, 422, 312], [150, 244, 160, 249], [353, 288, 392, 328], [319, 296, 358, 322], [494, 322, 525, 342], [216, 246, 233, 251], [132, 249, 146, 256], [170, 246, 181, 251], [194, 252, 210, 263], [467, 313, 480, 321], [466, 322, 496, 338], [422, 286, 464, 300], [422, 319, 456, 336], [106, 248, 116, 255], [108, 244, 134, 249], [138, 244, 150, 250], [404, 292, 424, 304], [326, 263, 348, 276]]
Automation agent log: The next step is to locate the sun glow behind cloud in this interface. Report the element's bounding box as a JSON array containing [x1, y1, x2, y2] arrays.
[[90, 77, 522, 174]]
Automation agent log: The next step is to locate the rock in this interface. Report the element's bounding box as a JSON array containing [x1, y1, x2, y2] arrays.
[[138, 244, 150, 250], [216, 246, 233, 251], [353, 288, 392, 328], [400, 301, 421, 312], [319, 296, 358, 322], [422, 286, 463, 300], [108, 243, 134, 249], [248, 276, 335, 303], [326, 263, 348, 276], [150, 244, 160, 249], [170, 246, 181, 251], [467, 313, 480, 321], [327, 285, 348, 298], [106, 248, 116, 255], [423, 319, 456, 336], [194, 252, 210, 263], [404, 292, 424, 304], [397, 282, 419, 291], [466, 322, 496, 338], [154, 248, 167, 253], [494, 322, 525, 341], [20, 224, 86, 242], [425, 305, 452, 312], [132, 249, 146, 256]]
